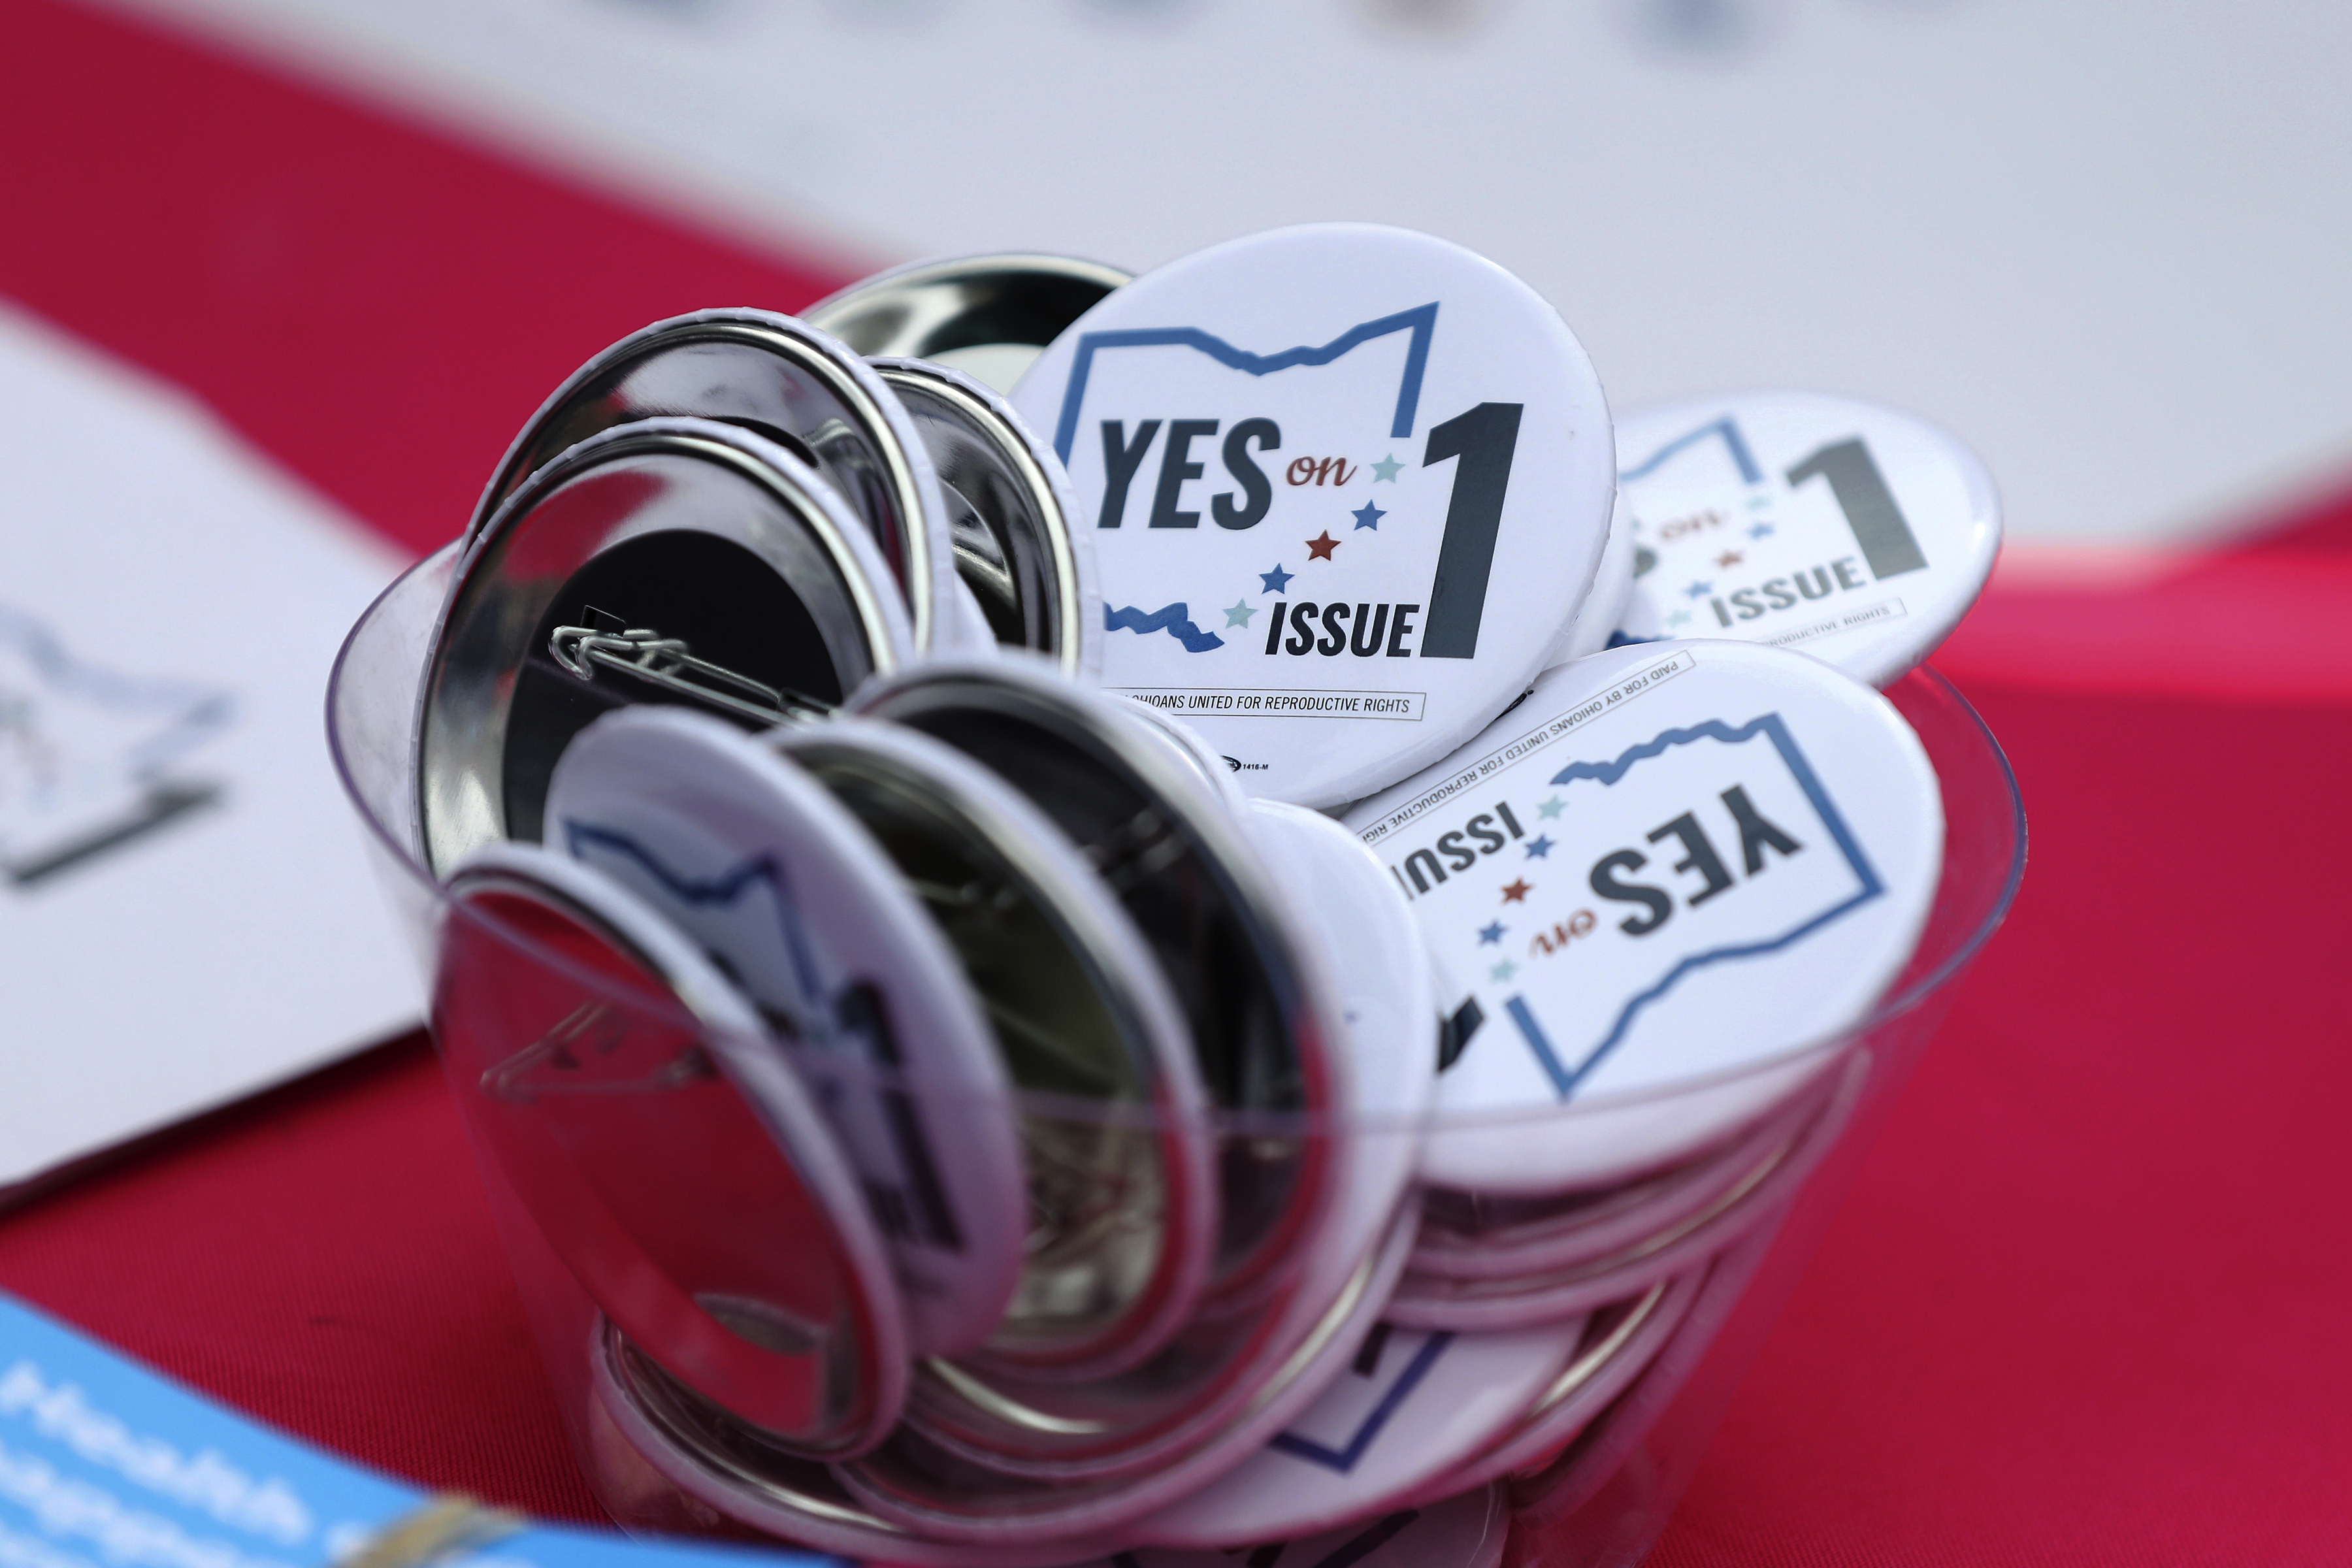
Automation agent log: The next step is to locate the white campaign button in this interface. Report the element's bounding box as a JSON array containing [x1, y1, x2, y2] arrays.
[[1344, 639, 1942, 1194], [544, 706, 1030, 1357], [830, 796, 1433, 1543], [1615, 391, 2001, 687], [442, 841, 908, 1458], [1011, 223, 1614, 809], [1131, 1320, 1580, 1547]]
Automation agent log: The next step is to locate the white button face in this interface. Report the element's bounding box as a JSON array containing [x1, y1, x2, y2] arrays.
[[544, 706, 1030, 1357], [1012, 223, 1615, 809], [1615, 391, 2001, 687], [1344, 640, 1943, 1192], [1131, 1320, 1580, 1547]]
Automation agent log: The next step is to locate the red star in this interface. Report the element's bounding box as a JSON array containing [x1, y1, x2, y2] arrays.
[[1305, 531, 1341, 561], [1714, 550, 1744, 568], [1501, 879, 1533, 903]]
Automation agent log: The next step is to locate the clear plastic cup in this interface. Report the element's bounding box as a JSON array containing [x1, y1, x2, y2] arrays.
[[329, 544, 2024, 1567]]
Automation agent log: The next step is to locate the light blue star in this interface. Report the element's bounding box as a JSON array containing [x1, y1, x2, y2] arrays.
[[1537, 796, 1565, 819], [1746, 495, 1771, 510], [1352, 500, 1386, 531], [1224, 599, 1256, 627], [1478, 921, 1507, 946], [1259, 563, 1295, 594], [1748, 521, 1775, 540], [1369, 453, 1405, 482], [1683, 581, 1713, 600], [1667, 608, 1693, 626], [1524, 834, 1554, 860], [1490, 958, 1518, 982]]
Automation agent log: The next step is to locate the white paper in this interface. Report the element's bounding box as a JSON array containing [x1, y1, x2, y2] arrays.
[[0, 304, 419, 1188], [95, 0, 2352, 551]]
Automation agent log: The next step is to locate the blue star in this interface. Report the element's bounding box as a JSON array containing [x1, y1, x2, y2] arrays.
[[1524, 834, 1554, 860], [1478, 921, 1507, 946], [1259, 563, 1295, 595], [1490, 958, 1518, 983], [1351, 500, 1386, 531], [1747, 521, 1775, 540], [1682, 581, 1713, 600]]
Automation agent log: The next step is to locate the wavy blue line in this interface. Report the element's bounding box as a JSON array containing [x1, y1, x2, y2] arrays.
[[1103, 602, 1224, 653], [1049, 302, 1439, 463], [1509, 711, 1884, 1100]]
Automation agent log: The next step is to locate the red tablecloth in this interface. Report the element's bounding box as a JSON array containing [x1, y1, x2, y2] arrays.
[[5, 4, 2349, 1561]]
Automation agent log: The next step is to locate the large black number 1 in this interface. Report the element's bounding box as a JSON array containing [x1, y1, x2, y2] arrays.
[[1420, 402, 1523, 659], [1785, 438, 1927, 580]]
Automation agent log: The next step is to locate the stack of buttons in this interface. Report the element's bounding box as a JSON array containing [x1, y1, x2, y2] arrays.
[[369, 223, 2012, 1567]]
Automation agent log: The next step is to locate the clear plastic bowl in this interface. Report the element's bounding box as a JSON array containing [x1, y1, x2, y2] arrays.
[[329, 544, 2025, 1568]]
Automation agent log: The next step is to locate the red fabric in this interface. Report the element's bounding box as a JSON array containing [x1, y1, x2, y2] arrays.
[[3, 2, 2350, 1562], [0, 0, 857, 559]]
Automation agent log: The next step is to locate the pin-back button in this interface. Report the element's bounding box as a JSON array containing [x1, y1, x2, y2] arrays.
[[417, 417, 911, 876], [849, 658, 1343, 1308], [864, 796, 1430, 1504], [1129, 1316, 1580, 1548], [1009, 222, 1616, 809], [802, 253, 1134, 397], [871, 357, 1100, 676], [437, 841, 906, 1456], [1614, 391, 2001, 687], [766, 714, 1220, 1379], [467, 310, 967, 654], [593, 1323, 1092, 1568], [542, 706, 1029, 1358], [1344, 638, 1942, 1194], [1067, 1481, 1506, 1568]]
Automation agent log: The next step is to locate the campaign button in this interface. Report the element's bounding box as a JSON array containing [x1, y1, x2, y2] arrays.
[[1615, 391, 2001, 687], [544, 707, 1030, 1359], [1012, 223, 1614, 809], [1343, 639, 1942, 1192]]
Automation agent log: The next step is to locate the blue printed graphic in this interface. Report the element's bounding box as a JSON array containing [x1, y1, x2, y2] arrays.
[[1049, 303, 1440, 463], [1267, 1332, 1454, 1473], [1620, 414, 1763, 486], [1504, 713, 1883, 1100], [1103, 602, 1225, 653], [0, 1294, 833, 1568], [561, 824, 831, 1026]]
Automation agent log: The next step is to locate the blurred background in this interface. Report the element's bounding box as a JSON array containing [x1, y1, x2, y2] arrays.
[[78, 0, 2352, 553], [1, 3, 2347, 1565]]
